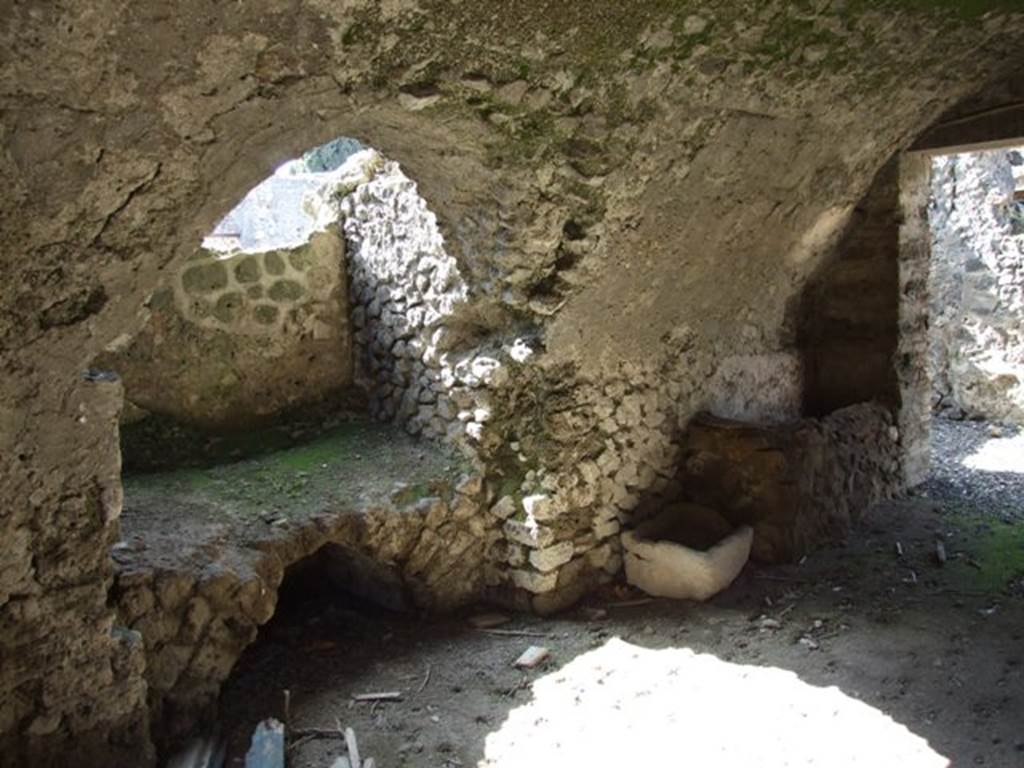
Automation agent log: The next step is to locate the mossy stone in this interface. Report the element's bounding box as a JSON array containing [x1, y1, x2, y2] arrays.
[[182, 262, 229, 295], [288, 250, 315, 272], [253, 304, 279, 325], [213, 292, 243, 323], [264, 252, 286, 276], [234, 256, 261, 284], [268, 280, 305, 302], [148, 288, 174, 311]]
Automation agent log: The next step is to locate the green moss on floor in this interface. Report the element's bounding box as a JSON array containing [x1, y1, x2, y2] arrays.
[[123, 420, 467, 523], [945, 508, 1024, 594]]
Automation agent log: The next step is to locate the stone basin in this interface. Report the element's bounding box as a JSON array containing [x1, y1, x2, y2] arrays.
[[622, 504, 753, 601]]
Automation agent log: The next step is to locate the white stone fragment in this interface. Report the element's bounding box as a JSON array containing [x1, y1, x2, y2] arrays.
[[508, 338, 534, 363], [522, 493, 558, 522]]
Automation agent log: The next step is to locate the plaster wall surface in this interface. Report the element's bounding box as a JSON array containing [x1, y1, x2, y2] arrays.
[[101, 232, 352, 428]]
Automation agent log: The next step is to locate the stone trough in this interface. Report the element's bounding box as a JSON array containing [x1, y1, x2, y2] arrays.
[[622, 503, 753, 600]]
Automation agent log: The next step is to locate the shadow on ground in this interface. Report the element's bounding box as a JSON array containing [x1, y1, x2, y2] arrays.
[[217, 494, 1024, 767]]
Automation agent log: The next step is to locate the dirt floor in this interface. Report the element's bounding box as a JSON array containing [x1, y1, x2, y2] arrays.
[[215, 419, 1024, 768]]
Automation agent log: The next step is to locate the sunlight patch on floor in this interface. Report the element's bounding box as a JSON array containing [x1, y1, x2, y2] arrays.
[[483, 637, 948, 768], [962, 432, 1024, 474]]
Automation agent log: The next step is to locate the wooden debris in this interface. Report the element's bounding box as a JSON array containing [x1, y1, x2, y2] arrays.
[[934, 540, 947, 566], [478, 628, 550, 638], [345, 726, 361, 768], [418, 665, 432, 693], [514, 645, 550, 669], [468, 612, 511, 629], [581, 607, 608, 621], [244, 719, 285, 768], [289, 727, 345, 740], [352, 691, 402, 702], [895, 541, 904, 557], [604, 597, 656, 609]]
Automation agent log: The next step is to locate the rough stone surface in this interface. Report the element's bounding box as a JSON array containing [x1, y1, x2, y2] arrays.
[[929, 148, 1024, 425], [110, 421, 488, 751], [100, 232, 352, 428], [677, 404, 902, 563], [4, 3, 1024, 764]]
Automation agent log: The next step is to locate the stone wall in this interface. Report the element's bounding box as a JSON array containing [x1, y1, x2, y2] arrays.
[[929, 148, 1024, 425], [101, 232, 352, 429], [677, 403, 902, 563], [340, 153, 516, 452], [111, 453, 490, 750]]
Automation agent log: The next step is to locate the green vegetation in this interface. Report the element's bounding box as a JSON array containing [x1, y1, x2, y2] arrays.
[[945, 507, 1024, 594], [123, 420, 467, 521]]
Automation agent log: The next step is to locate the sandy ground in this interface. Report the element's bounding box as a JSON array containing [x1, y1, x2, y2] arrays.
[[218, 488, 1024, 767]]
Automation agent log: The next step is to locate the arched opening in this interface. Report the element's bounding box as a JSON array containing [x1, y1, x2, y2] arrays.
[[99, 136, 495, 757]]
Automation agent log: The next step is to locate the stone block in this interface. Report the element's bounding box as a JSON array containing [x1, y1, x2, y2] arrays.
[[511, 568, 558, 594], [522, 493, 558, 522], [503, 519, 555, 549], [489, 496, 517, 519], [593, 518, 621, 540], [528, 542, 575, 573]]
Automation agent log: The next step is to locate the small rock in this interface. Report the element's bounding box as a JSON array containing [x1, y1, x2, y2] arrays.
[[514, 646, 550, 669], [934, 539, 947, 566]]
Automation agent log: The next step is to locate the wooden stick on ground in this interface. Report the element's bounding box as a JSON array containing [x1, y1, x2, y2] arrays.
[[345, 726, 361, 768], [418, 665, 432, 693], [604, 598, 656, 609], [352, 691, 403, 702], [477, 628, 551, 638]]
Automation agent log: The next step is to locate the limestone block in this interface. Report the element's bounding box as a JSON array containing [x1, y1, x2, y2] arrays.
[[593, 518, 621, 540], [511, 568, 558, 594], [522, 493, 558, 522], [529, 542, 575, 573], [489, 496, 517, 519], [622, 511, 753, 601], [503, 519, 555, 549]]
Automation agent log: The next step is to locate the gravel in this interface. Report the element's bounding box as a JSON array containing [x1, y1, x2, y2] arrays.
[[914, 416, 1024, 519]]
